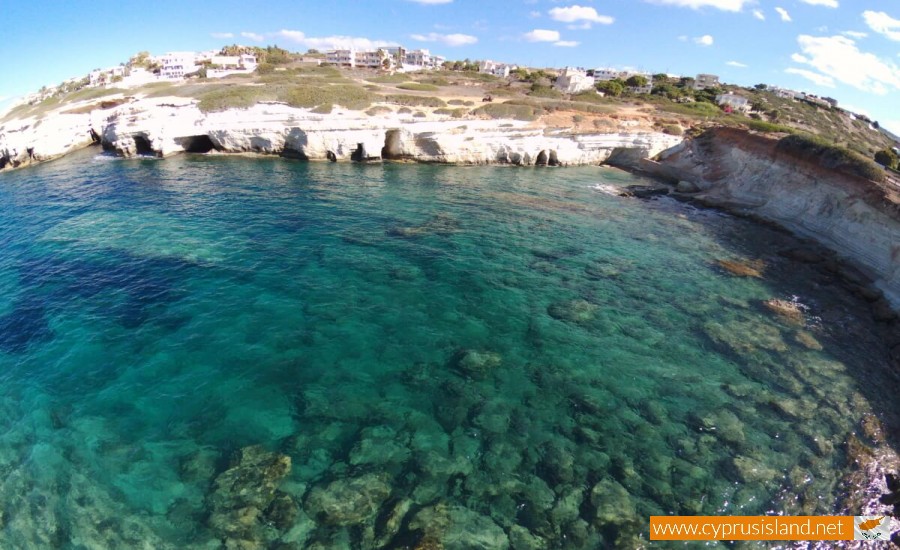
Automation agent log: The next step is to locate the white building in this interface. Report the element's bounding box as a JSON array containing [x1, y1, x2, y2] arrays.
[[89, 66, 126, 87], [480, 60, 517, 78], [554, 67, 595, 94], [404, 49, 444, 69], [694, 73, 720, 90], [119, 67, 158, 88], [716, 93, 750, 113], [592, 68, 629, 83], [160, 52, 199, 79], [207, 54, 259, 78], [325, 49, 355, 67]]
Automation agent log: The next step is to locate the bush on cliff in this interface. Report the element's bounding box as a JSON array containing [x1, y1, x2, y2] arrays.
[[472, 102, 542, 121], [776, 134, 885, 183], [874, 149, 898, 170], [383, 95, 446, 108], [396, 83, 439, 92]]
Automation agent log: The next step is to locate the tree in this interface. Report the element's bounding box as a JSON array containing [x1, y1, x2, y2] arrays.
[[874, 149, 898, 169], [596, 79, 625, 97], [754, 83, 767, 90], [750, 100, 766, 112], [625, 75, 648, 88], [653, 73, 669, 83]]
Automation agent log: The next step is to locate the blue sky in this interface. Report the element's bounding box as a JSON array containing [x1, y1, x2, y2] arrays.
[[2, 0, 899, 132]]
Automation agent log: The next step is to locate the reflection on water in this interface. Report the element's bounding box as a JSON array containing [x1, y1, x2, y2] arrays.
[[0, 154, 896, 548]]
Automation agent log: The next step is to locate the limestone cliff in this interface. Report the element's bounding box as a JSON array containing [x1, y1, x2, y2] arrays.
[[0, 95, 682, 170], [648, 127, 900, 313]]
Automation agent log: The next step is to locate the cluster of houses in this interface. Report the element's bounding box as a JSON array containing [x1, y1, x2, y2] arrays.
[[16, 40, 863, 128], [87, 50, 260, 90], [324, 47, 445, 71], [549, 67, 721, 96]]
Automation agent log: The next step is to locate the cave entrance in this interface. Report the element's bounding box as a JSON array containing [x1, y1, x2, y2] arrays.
[[133, 135, 155, 156], [382, 129, 403, 160], [177, 135, 216, 154]]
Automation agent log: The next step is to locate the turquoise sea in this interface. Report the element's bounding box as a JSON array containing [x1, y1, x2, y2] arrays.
[[0, 150, 896, 548]]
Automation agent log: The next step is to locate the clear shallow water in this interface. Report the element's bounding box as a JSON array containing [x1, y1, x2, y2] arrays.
[[0, 151, 896, 548]]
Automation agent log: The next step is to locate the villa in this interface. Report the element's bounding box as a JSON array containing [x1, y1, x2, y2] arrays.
[[693, 73, 720, 90], [554, 67, 595, 94], [480, 60, 517, 78]]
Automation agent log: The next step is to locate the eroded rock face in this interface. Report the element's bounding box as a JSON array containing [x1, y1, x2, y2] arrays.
[[657, 127, 900, 311]]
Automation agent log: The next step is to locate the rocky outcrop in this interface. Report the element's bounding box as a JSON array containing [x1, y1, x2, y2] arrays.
[[98, 101, 682, 165], [0, 110, 106, 169], [645, 127, 900, 311], [0, 93, 683, 171]]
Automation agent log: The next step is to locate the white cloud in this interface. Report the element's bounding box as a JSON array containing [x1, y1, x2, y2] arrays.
[[211, 32, 234, 39], [410, 32, 478, 46], [799, 0, 837, 7], [792, 34, 900, 94], [752, 9, 765, 20], [553, 40, 580, 47], [775, 7, 792, 22], [791, 53, 808, 63], [694, 34, 714, 46], [842, 31, 867, 39], [785, 67, 835, 87], [524, 29, 561, 42], [407, 0, 452, 4], [529, 10, 541, 18], [644, 0, 749, 11], [863, 11, 900, 42], [240, 32, 264, 42], [727, 60, 748, 67], [549, 5, 614, 28], [274, 29, 398, 50]]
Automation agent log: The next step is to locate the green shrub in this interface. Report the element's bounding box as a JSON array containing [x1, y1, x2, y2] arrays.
[[448, 99, 475, 106], [397, 82, 439, 92], [368, 74, 408, 84], [197, 86, 263, 112], [776, 134, 885, 182], [283, 84, 374, 110], [473, 102, 542, 121], [662, 124, 683, 136], [383, 94, 446, 108], [413, 111, 427, 118], [365, 106, 393, 116], [741, 119, 795, 134], [529, 85, 562, 99], [312, 103, 333, 114], [434, 108, 467, 118], [398, 107, 413, 114]]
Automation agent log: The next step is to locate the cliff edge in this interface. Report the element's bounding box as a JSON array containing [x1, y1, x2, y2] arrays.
[[642, 127, 900, 359]]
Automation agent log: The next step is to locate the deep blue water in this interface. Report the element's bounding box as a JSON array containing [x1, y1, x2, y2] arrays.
[[0, 150, 896, 548]]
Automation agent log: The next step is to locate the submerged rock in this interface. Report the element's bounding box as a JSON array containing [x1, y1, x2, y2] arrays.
[[619, 185, 669, 199], [207, 445, 293, 544], [448, 349, 502, 377], [716, 258, 765, 278], [547, 299, 598, 324], [728, 456, 779, 484], [304, 473, 391, 526], [794, 330, 823, 350], [703, 318, 788, 355], [408, 504, 509, 550], [590, 478, 637, 528], [763, 298, 805, 325]]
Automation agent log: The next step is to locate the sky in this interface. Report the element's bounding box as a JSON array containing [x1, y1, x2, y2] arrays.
[[1, 0, 899, 132]]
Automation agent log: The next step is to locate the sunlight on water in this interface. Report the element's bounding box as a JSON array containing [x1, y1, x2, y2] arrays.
[[0, 153, 895, 548]]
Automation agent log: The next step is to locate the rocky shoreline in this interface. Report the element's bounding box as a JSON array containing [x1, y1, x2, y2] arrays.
[[609, 127, 900, 368], [0, 95, 682, 171]]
